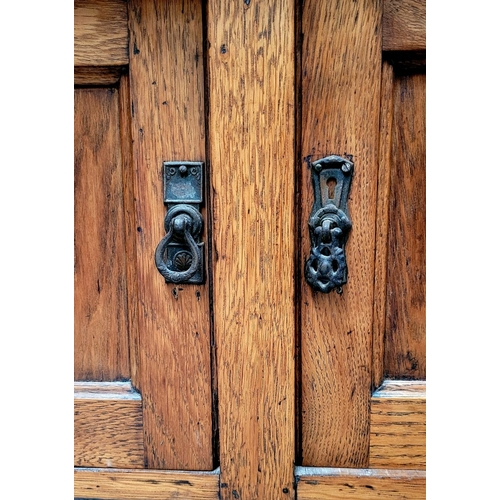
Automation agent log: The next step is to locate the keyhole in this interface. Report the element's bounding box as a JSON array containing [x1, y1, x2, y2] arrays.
[[327, 177, 337, 200]]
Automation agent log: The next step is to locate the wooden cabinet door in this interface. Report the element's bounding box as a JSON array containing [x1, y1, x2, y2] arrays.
[[74, 0, 214, 474], [74, 0, 425, 498]]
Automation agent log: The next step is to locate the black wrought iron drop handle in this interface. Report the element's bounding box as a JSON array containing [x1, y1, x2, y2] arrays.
[[305, 155, 353, 294], [154, 161, 205, 285], [155, 206, 202, 283]]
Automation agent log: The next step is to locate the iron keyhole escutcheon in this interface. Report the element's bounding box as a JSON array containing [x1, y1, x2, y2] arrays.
[[305, 154, 353, 294]]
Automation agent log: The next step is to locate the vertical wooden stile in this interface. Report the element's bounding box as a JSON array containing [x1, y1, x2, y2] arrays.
[[300, 0, 382, 466], [373, 61, 394, 388], [206, 0, 296, 497], [127, 0, 213, 469], [119, 74, 140, 384]]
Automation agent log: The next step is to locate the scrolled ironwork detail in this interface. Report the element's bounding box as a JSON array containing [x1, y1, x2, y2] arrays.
[[304, 155, 353, 294]]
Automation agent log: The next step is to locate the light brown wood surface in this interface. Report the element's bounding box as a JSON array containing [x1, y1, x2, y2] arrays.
[[127, 0, 213, 470], [300, 0, 382, 467], [384, 72, 426, 379], [207, 0, 296, 497], [372, 61, 394, 388], [74, 0, 129, 67], [296, 467, 425, 499], [383, 0, 426, 52], [74, 468, 220, 499], [119, 74, 140, 383], [74, 87, 130, 381], [74, 382, 144, 468], [74, 66, 126, 86], [370, 380, 425, 469], [73, 2, 426, 497]]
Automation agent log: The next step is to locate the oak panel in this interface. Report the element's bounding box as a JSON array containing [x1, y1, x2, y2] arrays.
[[383, 0, 426, 52], [300, 0, 382, 467], [74, 468, 220, 499], [370, 380, 425, 469], [207, 0, 296, 497], [74, 0, 129, 67], [296, 467, 425, 499], [128, 0, 213, 470], [74, 382, 144, 468], [74, 88, 130, 381], [384, 73, 426, 379]]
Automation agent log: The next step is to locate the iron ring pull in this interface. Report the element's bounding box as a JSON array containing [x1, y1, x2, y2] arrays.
[[155, 213, 201, 283]]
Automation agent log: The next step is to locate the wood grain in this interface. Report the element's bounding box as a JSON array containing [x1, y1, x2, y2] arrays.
[[74, 88, 130, 381], [384, 73, 426, 379], [74, 66, 127, 86], [372, 62, 394, 388], [383, 0, 426, 52], [128, 0, 213, 470], [300, 0, 382, 467], [207, 0, 296, 497], [119, 75, 140, 384], [74, 382, 144, 468], [74, 0, 129, 67], [74, 467, 220, 499], [370, 380, 425, 469], [296, 467, 425, 499]]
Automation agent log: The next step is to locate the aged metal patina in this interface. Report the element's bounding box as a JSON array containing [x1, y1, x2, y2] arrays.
[[305, 154, 353, 293], [155, 161, 204, 284]]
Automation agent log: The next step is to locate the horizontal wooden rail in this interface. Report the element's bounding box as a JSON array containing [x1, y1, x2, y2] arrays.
[[74, 0, 129, 67], [74, 66, 127, 86], [74, 381, 144, 468], [74, 467, 220, 499], [77, 466, 425, 499], [383, 0, 425, 52], [296, 467, 426, 499], [370, 380, 426, 469]]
